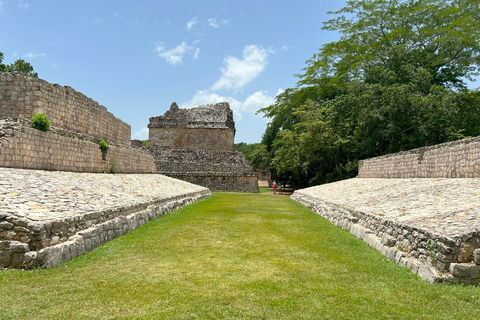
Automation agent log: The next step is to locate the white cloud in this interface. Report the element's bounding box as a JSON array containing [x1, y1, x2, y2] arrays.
[[221, 19, 229, 25], [186, 17, 197, 30], [132, 126, 148, 140], [92, 18, 102, 24], [114, 12, 122, 18], [0, 1, 4, 14], [12, 52, 17, 57], [208, 18, 219, 28], [23, 52, 46, 59], [180, 90, 244, 120], [180, 89, 282, 121], [240, 91, 276, 115], [155, 41, 199, 65], [18, 0, 28, 10], [282, 45, 288, 51], [211, 45, 269, 91]]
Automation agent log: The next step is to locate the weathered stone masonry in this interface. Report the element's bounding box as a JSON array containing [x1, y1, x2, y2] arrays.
[[0, 169, 211, 269], [0, 73, 156, 173], [146, 102, 259, 192], [358, 136, 480, 178], [293, 136, 480, 284], [0, 74, 210, 268], [0, 72, 131, 146]]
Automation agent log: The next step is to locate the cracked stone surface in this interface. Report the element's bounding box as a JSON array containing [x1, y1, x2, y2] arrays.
[[0, 167, 209, 224], [295, 178, 480, 239]]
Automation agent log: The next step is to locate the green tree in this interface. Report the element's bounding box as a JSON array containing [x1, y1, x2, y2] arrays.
[[259, 0, 480, 187], [0, 52, 38, 77]]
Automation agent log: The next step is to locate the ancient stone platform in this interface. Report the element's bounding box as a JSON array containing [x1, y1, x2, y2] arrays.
[[146, 102, 258, 192], [0, 168, 211, 268], [292, 178, 480, 284]]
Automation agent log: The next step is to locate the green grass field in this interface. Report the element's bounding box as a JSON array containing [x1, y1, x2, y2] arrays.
[[1, 190, 479, 319]]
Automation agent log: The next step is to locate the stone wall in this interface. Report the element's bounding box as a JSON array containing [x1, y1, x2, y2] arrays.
[[149, 127, 234, 151], [358, 136, 480, 178], [1, 191, 210, 268], [167, 173, 259, 193], [147, 147, 259, 192], [0, 72, 131, 146], [147, 102, 259, 192], [148, 102, 236, 151], [292, 191, 480, 285], [0, 119, 156, 173]]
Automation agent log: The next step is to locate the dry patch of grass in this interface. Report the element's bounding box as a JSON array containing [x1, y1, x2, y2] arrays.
[[1, 192, 479, 319]]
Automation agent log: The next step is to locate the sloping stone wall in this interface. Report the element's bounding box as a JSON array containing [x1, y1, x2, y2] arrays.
[[292, 178, 480, 285], [358, 136, 480, 178], [0, 119, 156, 173], [0, 168, 212, 269], [0, 72, 131, 146]]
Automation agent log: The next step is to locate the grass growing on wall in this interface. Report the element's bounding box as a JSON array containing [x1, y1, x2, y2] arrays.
[[0, 192, 479, 319]]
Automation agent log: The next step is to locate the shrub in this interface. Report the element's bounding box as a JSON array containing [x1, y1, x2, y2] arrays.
[[98, 140, 108, 152], [31, 112, 51, 131]]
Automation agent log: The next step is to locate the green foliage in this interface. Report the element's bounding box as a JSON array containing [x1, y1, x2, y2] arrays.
[[98, 140, 108, 152], [258, 0, 480, 187], [142, 140, 149, 146], [234, 142, 270, 171], [30, 112, 51, 131], [0, 52, 38, 77]]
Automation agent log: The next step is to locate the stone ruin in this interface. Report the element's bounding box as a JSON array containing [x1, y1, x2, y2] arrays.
[[0, 73, 211, 269], [146, 102, 259, 192], [292, 136, 480, 285], [0, 72, 156, 173]]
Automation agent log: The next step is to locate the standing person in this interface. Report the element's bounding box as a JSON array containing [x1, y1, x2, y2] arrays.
[[272, 180, 277, 194]]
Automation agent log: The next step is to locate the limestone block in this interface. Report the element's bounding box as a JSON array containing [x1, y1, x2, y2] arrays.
[[458, 243, 474, 263], [449, 263, 473, 277], [0, 248, 11, 267], [474, 249, 480, 265], [381, 234, 396, 247]]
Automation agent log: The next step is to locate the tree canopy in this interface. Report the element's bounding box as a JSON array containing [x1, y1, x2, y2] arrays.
[[0, 52, 38, 77], [256, 0, 480, 187]]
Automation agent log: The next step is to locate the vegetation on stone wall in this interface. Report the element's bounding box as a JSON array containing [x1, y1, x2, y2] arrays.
[[0, 52, 38, 77], [30, 112, 51, 131], [253, 0, 480, 188]]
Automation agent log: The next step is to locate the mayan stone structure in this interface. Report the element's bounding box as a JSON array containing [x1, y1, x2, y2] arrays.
[[358, 136, 480, 178], [0, 73, 212, 269], [0, 72, 156, 173], [293, 136, 480, 285], [147, 102, 259, 192]]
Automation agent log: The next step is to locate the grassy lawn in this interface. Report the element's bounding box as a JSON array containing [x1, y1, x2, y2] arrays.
[[1, 191, 479, 319]]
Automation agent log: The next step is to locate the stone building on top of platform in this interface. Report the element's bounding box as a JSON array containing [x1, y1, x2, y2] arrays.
[[146, 102, 259, 192]]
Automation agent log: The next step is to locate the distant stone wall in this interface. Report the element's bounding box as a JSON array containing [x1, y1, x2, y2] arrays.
[[149, 127, 234, 151], [168, 173, 259, 193], [358, 136, 480, 178], [0, 119, 156, 173], [146, 147, 259, 192], [0, 72, 131, 146], [147, 102, 258, 192]]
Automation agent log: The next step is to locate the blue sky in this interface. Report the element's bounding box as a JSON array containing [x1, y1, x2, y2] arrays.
[[0, 0, 350, 143]]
